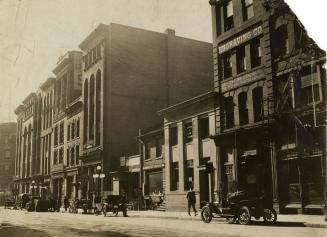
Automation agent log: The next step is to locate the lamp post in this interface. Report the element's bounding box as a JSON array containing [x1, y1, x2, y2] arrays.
[[92, 165, 105, 197], [31, 180, 37, 196]]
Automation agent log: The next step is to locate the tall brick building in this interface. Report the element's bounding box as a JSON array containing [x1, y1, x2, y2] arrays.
[[209, 0, 326, 214], [0, 122, 16, 195], [78, 23, 213, 197]]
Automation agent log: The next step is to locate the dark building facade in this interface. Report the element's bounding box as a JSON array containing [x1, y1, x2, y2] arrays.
[[0, 122, 16, 194], [78, 23, 214, 197], [209, 0, 326, 214]]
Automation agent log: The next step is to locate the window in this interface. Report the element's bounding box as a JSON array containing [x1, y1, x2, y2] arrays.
[[225, 96, 235, 129], [83, 80, 88, 144], [92, 48, 96, 63], [84, 55, 89, 69], [301, 85, 320, 106], [223, 52, 233, 79], [253, 87, 264, 122], [71, 122, 75, 140], [237, 46, 246, 73], [170, 162, 179, 191], [224, 0, 234, 31], [156, 137, 163, 157], [238, 92, 249, 125], [59, 148, 63, 163], [76, 145, 79, 165], [251, 38, 261, 68], [54, 125, 58, 146], [96, 44, 101, 60], [89, 76, 95, 142], [59, 122, 64, 144], [274, 25, 289, 57], [199, 117, 209, 140], [66, 148, 70, 167], [54, 150, 58, 165], [145, 143, 151, 160], [77, 119, 80, 137], [170, 126, 178, 146], [71, 147, 75, 166], [242, 0, 254, 21], [184, 122, 193, 143], [67, 124, 70, 141]]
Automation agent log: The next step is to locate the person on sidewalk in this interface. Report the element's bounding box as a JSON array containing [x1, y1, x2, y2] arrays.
[[64, 196, 69, 212], [186, 186, 197, 216]]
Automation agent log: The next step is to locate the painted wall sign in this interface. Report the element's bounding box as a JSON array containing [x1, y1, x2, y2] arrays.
[[218, 25, 263, 54]]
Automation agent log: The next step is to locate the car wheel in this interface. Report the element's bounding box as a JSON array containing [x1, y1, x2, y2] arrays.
[[238, 206, 251, 225], [113, 209, 119, 216], [263, 208, 277, 224], [201, 206, 212, 223]]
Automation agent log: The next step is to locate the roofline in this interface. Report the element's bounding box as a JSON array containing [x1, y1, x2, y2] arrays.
[[158, 91, 218, 116], [40, 77, 56, 90], [78, 24, 109, 50], [22, 92, 36, 104]]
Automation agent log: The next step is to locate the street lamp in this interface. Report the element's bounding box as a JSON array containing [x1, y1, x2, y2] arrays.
[[31, 180, 37, 196], [92, 165, 105, 197]]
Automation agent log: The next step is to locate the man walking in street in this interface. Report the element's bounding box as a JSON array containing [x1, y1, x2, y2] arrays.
[[186, 186, 197, 216]]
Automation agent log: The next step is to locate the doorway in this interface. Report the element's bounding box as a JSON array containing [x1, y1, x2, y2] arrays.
[[199, 170, 209, 207]]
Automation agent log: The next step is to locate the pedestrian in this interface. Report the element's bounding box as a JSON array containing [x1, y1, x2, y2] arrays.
[[64, 196, 69, 212], [186, 186, 197, 216], [120, 191, 128, 217]]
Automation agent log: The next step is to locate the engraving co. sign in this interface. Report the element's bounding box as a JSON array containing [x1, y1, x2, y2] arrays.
[[218, 25, 263, 54]]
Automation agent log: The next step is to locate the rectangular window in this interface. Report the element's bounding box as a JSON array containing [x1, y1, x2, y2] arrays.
[[237, 45, 246, 73], [66, 148, 70, 167], [71, 147, 75, 166], [145, 143, 151, 160], [84, 55, 89, 69], [199, 117, 209, 140], [223, 52, 233, 79], [59, 122, 64, 144], [96, 44, 101, 60], [54, 150, 58, 165], [170, 126, 178, 146], [156, 137, 163, 157], [170, 162, 179, 191], [184, 122, 193, 143], [225, 97, 235, 129], [300, 85, 320, 106], [93, 48, 96, 63], [76, 145, 79, 165], [76, 119, 80, 137], [59, 148, 63, 164], [243, 0, 254, 21], [275, 25, 289, 57], [251, 38, 261, 68], [238, 92, 249, 125], [54, 125, 58, 146], [67, 125, 70, 142], [71, 122, 75, 140], [224, 0, 234, 31]]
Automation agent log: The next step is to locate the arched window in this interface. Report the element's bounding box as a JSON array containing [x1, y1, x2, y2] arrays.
[[253, 87, 263, 122], [83, 79, 89, 144], [238, 92, 249, 125], [95, 70, 101, 146], [224, 96, 235, 129], [89, 75, 95, 142]]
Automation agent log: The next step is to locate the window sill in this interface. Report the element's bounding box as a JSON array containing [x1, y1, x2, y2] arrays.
[[222, 65, 265, 83]]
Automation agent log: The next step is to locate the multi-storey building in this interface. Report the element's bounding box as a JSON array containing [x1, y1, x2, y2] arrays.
[[0, 122, 16, 195], [51, 51, 82, 200], [209, 0, 326, 214], [158, 92, 218, 211], [78, 23, 213, 197]]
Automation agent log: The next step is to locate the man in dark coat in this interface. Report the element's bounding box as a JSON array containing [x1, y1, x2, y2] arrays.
[[186, 187, 197, 216], [64, 196, 69, 212]]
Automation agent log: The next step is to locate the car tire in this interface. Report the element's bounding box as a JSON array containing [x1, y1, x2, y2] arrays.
[[238, 206, 251, 225], [263, 208, 277, 224], [201, 206, 212, 223]]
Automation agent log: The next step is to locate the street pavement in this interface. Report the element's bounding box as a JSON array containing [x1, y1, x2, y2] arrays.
[[1, 208, 327, 237]]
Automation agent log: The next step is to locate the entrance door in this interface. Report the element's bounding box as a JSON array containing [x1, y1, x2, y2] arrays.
[[199, 170, 209, 207]]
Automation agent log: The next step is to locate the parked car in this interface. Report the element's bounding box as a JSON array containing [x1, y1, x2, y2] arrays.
[[17, 193, 32, 210], [102, 195, 126, 217], [201, 191, 277, 225]]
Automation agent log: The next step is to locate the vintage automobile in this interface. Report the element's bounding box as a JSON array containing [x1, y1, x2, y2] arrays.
[[201, 191, 277, 225], [102, 195, 125, 216], [17, 193, 32, 209]]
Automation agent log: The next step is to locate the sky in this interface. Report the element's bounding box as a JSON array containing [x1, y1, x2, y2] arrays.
[[0, 0, 326, 123]]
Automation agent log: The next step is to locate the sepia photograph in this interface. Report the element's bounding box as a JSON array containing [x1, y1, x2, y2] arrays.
[[0, 0, 326, 236]]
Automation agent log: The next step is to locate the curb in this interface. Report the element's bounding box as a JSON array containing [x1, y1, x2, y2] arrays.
[[128, 213, 327, 228]]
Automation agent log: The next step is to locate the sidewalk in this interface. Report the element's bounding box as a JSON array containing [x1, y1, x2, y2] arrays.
[[127, 210, 327, 228]]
